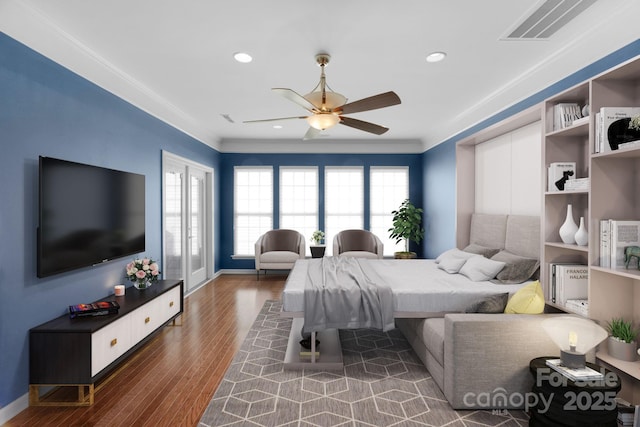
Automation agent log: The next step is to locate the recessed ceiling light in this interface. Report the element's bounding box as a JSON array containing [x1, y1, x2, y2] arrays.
[[273, 125, 283, 129], [426, 51, 446, 63], [233, 52, 252, 63]]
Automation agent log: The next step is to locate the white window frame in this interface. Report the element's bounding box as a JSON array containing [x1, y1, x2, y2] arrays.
[[234, 166, 273, 256], [324, 166, 364, 254], [370, 166, 409, 256], [279, 167, 319, 255]]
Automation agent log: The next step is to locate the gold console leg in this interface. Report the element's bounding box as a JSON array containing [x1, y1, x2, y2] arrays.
[[29, 384, 94, 406]]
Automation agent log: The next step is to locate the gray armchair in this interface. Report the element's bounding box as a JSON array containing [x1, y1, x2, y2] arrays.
[[332, 229, 384, 259], [254, 229, 305, 279]]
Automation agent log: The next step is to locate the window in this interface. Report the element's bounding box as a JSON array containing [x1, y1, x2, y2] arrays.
[[234, 167, 273, 256], [370, 167, 409, 256], [280, 167, 319, 255], [325, 167, 364, 254]]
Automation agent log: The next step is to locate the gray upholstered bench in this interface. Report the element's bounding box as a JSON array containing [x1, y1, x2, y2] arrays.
[[397, 313, 566, 410]]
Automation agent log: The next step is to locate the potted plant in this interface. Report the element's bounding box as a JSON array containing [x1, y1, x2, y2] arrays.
[[630, 115, 640, 132], [310, 230, 325, 258], [388, 199, 424, 259], [607, 317, 638, 361]]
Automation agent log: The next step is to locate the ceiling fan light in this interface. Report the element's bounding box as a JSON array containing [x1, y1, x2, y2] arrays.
[[307, 113, 340, 130]]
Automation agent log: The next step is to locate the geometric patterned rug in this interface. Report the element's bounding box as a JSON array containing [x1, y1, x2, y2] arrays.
[[198, 300, 529, 427]]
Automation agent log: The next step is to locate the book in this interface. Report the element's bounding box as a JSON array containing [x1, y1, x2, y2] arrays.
[[553, 103, 582, 131], [69, 301, 120, 318], [617, 139, 640, 151], [609, 220, 640, 268], [549, 262, 566, 303], [601, 219, 611, 268], [595, 111, 601, 153], [548, 262, 579, 303], [617, 398, 636, 426], [547, 162, 576, 192], [553, 264, 587, 306], [565, 299, 589, 317], [545, 358, 604, 381], [596, 107, 640, 153], [563, 178, 589, 192]]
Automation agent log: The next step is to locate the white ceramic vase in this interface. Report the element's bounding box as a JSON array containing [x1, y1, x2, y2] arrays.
[[574, 216, 589, 246], [559, 204, 578, 244]]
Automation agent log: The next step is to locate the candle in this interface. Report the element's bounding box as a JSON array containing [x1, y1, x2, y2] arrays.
[[114, 285, 125, 296]]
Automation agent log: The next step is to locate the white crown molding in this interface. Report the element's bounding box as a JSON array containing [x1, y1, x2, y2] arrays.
[[0, 0, 221, 151], [219, 138, 424, 154]]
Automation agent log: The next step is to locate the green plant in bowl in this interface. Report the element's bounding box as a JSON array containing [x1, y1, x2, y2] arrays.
[[607, 317, 639, 343]]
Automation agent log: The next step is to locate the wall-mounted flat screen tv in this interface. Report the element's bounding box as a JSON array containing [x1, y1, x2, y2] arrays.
[[37, 156, 145, 278]]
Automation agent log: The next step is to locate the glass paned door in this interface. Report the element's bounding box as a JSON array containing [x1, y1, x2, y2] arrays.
[[163, 152, 212, 293], [164, 169, 183, 280], [188, 168, 207, 287]]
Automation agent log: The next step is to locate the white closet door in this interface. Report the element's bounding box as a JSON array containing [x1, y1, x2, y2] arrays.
[[475, 121, 541, 216]]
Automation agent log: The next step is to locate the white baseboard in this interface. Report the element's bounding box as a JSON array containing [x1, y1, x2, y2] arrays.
[[218, 268, 256, 275], [0, 392, 28, 424]]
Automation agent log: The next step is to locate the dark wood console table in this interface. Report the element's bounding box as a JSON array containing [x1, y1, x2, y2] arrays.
[[29, 279, 183, 406]]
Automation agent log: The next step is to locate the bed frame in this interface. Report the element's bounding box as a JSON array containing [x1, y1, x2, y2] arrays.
[[280, 213, 540, 369]]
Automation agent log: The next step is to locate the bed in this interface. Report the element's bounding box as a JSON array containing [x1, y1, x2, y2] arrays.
[[280, 213, 540, 369]]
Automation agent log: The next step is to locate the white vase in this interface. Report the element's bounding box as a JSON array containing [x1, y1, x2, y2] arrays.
[[574, 216, 588, 246], [559, 204, 578, 244]]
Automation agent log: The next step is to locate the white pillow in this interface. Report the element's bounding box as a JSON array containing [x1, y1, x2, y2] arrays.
[[435, 248, 477, 264], [437, 256, 470, 273], [459, 256, 506, 282]]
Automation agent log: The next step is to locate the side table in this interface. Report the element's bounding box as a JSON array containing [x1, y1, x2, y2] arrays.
[[528, 357, 621, 427], [310, 245, 326, 258]]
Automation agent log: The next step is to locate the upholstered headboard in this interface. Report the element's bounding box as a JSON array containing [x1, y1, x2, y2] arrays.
[[469, 213, 540, 260]]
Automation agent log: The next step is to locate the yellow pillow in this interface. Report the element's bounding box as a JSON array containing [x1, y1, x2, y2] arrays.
[[504, 280, 544, 314]]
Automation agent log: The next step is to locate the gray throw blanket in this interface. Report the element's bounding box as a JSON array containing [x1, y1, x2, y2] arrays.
[[303, 257, 394, 334]]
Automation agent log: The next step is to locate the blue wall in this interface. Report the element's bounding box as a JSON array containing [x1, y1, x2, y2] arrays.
[[219, 152, 424, 269], [421, 141, 457, 259], [0, 33, 221, 408]]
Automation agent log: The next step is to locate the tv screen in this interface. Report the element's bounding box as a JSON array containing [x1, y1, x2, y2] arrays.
[[37, 157, 145, 278]]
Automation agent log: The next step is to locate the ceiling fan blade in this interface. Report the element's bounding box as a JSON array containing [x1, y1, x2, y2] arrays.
[[272, 88, 318, 112], [303, 127, 321, 140], [339, 116, 389, 135], [243, 116, 307, 123], [337, 91, 401, 115]]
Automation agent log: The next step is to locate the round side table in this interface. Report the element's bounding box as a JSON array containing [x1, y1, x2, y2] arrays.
[[528, 357, 621, 427]]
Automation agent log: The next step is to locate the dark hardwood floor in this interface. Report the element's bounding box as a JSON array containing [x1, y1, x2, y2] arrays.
[[6, 274, 286, 427]]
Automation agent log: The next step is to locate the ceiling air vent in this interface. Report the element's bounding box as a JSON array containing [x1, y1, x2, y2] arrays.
[[503, 0, 597, 40]]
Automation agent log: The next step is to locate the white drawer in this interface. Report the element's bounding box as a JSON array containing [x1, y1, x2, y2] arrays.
[[163, 286, 181, 319], [91, 315, 132, 377], [130, 297, 164, 343]]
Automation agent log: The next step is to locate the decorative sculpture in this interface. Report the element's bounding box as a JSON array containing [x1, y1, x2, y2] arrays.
[[555, 170, 574, 191], [624, 246, 640, 269]]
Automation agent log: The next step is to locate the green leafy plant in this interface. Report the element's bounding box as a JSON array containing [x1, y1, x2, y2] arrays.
[[310, 230, 325, 245], [607, 317, 639, 343], [388, 199, 424, 254], [629, 115, 640, 131]]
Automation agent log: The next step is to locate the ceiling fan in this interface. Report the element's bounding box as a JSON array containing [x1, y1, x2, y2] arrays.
[[244, 54, 401, 140]]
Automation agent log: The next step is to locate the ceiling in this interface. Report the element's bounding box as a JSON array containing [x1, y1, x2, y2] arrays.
[[1, 0, 639, 153]]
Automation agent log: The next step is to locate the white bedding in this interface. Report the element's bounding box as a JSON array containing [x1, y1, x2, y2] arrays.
[[282, 258, 528, 315]]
